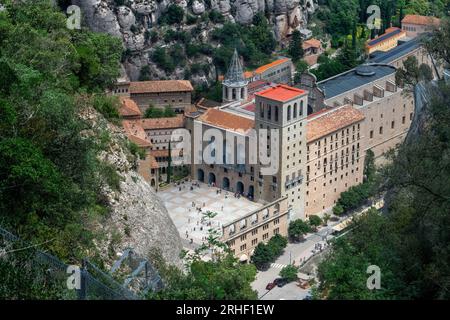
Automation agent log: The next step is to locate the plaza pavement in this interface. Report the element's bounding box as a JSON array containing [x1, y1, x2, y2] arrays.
[[158, 182, 261, 248]]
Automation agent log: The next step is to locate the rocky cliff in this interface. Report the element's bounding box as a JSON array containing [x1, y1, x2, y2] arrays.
[[72, 0, 318, 82], [82, 107, 183, 268]]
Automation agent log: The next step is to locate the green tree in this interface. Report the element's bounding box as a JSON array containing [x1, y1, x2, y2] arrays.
[[336, 40, 360, 69], [279, 264, 299, 283], [308, 215, 323, 230], [0, 0, 123, 267], [294, 60, 309, 83], [144, 104, 164, 118], [288, 219, 311, 241], [267, 234, 288, 256], [164, 106, 176, 117], [251, 243, 274, 270], [148, 230, 258, 299], [288, 30, 304, 62], [333, 204, 345, 216], [159, 4, 184, 25], [311, 54, 346, 81]]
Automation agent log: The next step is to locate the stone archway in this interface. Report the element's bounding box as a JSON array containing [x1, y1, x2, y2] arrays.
[[248, 185, 254, 198], [208, 172, 216, 185], [222, 177, 230, 190], [197, 169, 204, 182], [236, 181, 244, 195]]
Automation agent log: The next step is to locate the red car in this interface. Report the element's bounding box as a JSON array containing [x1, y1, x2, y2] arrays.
[[266, 282, 276, 290]]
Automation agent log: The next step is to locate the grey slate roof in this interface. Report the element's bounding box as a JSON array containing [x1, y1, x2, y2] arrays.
[[317, 64, 396, 99], [369, 37, 422, 64], [367, 28, 403, 47]]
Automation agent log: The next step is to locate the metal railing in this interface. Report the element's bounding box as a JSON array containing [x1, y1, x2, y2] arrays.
[[0, 226, 162, 300]]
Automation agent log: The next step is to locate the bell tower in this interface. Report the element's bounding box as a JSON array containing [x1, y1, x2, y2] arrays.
[[222, 49, 249, 103]]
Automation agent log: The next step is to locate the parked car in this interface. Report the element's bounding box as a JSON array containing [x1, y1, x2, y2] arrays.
[[265, 282, 276, 290], [273, 278, 282, 285], [276, 278, 288, 288]]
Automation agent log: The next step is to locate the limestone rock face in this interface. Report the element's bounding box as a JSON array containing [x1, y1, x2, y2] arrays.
[[123, 32, 146, 51], [117, 6, 136, 30], [82, 108, 183, 268], [73, 0, 319, 80], [192, 0, 206, 15], [73, 0, 121, 37], [235, 0, 255, 25]]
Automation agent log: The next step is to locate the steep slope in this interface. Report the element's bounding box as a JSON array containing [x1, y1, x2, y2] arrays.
[[83, 108, 184, 268]]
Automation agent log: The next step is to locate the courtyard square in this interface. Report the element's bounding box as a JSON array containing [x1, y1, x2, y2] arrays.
[[159, 182, 262, 248]]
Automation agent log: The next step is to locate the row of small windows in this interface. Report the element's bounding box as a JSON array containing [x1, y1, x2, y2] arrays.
[[114, 88, 129, 94], [369, 113, 412, 138], [259, 101, 304, 122]]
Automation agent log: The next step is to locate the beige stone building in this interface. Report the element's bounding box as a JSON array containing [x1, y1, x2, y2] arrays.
[[302, 38, 324, 66], [125, 115, 186, 180], [221, 197, 290, 259], [401, 14, 441, 38], [317, 64, 415, 162], [219, 57, 294, 88], [122, 119, 159, 189], [305, 106, 365, 216], [113, 80, 194, 114], [186, 108, 257, 196], [365, 27, 406, 55], [254, 85, 308, 220], [188, 84, 309, 221]]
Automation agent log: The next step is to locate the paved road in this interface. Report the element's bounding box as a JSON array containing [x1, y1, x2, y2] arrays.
[[251, 226, 333, 300], [251, 200, 385, 300]]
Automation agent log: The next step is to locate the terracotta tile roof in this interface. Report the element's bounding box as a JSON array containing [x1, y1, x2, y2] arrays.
[[307, 105, 365, 143], [132, 115, 185, 130], [127, 134, 152, 148], [302, 38, 321, 49], [119, 97, 142, 117], [402, 14, 441, 26], [255, 84, 306, 102], [255, 58, 291, 74], [122, 120, 152, 148], [129, 80, 193, 94], [198, 109, 254, 134], [244, 71, 255, 79]]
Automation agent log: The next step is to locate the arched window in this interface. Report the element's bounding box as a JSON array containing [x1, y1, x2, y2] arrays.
[[275, 106, 279, 122], [300, 100, 304, 116], [268, 105, 272, 120], [293, 103, 298, 118], [260, 103, 264, 118], [287, 105, 291, 121]]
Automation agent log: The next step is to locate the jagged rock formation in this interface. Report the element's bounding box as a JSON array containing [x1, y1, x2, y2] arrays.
[[72, 0, 318, 81], [82, 107, 183, 268]]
